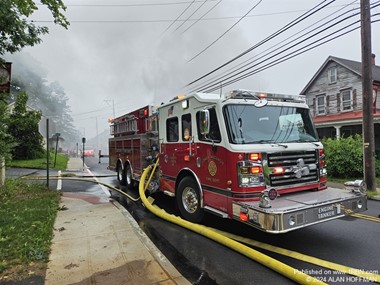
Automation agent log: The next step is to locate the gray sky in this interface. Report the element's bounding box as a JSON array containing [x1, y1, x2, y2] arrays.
[[7, 0, 380, 140]]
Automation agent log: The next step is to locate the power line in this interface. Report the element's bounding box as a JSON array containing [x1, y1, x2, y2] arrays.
[[29, 3, 359, 24], [161, 0, 196, 34], [186, 0, 362, 93], [39, 0, 234, 7], [173, 0, 210, 32], [204, 13, 380, 93], [185, 0, 335, 86], [206, 22, 361, 92], [187, 0, 263, 63], [197, 1, 380, 93], [181, 0, 223, 34]]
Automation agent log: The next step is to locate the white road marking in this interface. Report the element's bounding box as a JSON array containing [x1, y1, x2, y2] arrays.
[[57, 170, 62, 190]]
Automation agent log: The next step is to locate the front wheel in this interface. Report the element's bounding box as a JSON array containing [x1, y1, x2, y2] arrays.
[[176, 177, 204, 223]]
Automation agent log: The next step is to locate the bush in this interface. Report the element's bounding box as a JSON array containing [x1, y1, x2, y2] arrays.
[[322, 134, 363, 178], [322, 134, 380, 179]]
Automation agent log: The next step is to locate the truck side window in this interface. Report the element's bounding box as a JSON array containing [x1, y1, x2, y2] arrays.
[[166, 117, 179, 142], [196, 108, 221, 142], [182, 113, 191, 141]]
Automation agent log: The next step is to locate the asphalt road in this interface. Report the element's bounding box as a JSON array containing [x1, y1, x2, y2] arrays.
[[9, 157, 379, 285], [85, 157, 380, 285]]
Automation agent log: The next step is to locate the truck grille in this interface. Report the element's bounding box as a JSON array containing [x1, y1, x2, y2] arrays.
[[267, 150, 318, 187]]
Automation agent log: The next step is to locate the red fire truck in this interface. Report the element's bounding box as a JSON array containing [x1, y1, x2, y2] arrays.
[[108, 90, 367, 233]]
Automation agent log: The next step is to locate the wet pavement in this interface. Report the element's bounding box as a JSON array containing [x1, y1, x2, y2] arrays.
[[3, 159, 190, 285]]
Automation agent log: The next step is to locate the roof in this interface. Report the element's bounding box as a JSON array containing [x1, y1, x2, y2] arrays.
[[313, 109, 380, 126], [300, 55, 380, 94]]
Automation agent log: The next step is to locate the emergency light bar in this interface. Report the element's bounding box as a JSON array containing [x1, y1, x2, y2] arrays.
[[228, 90, 306, 103]]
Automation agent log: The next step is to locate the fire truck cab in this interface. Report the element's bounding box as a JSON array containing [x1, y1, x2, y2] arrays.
[[109, 90, 367, 233]]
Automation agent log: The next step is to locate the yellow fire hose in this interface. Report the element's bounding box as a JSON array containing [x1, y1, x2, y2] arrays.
[[139, 162, 326, 285], [21, 167, 379, 283], [21, 176, 140, 202], [208, 227, 380, 283]]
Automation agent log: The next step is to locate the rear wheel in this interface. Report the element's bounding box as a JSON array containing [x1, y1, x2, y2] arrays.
[[117, 164, 126, 185], [125, 164, 134, 189], [176, 177, 204, 223]]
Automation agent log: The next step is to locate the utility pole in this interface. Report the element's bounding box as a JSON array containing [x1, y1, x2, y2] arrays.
[[360, 0, 377, 191], [46, 118, 50, 188]]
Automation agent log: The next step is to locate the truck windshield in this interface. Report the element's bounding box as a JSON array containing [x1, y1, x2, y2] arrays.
[[223, 104, 319, 144]]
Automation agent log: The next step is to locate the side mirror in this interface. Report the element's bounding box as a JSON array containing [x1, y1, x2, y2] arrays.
[[199, 109, 210, 135]]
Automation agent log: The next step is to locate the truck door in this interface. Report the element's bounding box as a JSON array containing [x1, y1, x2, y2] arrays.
[[161, 113, 195, 181], [195, 108, 228, 214], [159, 116, 180, 193]]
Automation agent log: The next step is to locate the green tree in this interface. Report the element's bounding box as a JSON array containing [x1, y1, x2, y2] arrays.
[[8, 92, 44, 160], [9, 55, 80, 148], [46, 81, 80, 146], [0, 0, 69, 58], [0, 0, 69, 185], [0, 95, 15, 162]]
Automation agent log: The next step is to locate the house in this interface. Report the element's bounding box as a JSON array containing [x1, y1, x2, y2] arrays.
[[48, 132, 65, 152], [7, 102, 59, 148], [300, 54, 380, 152]]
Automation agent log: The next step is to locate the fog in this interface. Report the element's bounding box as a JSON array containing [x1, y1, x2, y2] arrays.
[[5, 0, 380, 140]]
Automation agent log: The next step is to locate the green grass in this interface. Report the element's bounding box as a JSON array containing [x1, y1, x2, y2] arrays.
[[0, 179, 61, 275], [8, 152, 69, 171], [366, 191, 380, 199]]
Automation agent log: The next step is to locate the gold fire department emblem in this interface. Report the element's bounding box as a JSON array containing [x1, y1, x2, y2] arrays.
[[208, 161, 217, 176]]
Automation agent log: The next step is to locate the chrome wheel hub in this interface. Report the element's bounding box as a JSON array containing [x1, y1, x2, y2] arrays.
[[182, 187, 198, 213]]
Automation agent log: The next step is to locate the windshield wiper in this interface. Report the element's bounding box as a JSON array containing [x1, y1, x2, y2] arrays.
[[251, 140, 288, 148], [287, 139, 319, 146]]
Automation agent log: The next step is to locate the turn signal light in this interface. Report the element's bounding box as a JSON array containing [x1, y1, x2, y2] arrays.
[[249, 153, 260, 161], [250, 166, 262, 174]]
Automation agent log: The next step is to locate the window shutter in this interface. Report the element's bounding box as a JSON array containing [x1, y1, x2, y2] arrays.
[[312, 98, 316, 117], [326, 95, 329, 114], [353, 89, 357, 109], [337, 93, 341, 112]]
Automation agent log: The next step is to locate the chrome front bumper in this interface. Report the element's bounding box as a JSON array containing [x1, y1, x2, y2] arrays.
[[232, 188, 367, 234]]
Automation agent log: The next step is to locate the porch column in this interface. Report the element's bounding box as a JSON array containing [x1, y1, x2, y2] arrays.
[[334, 126, 341, 139]]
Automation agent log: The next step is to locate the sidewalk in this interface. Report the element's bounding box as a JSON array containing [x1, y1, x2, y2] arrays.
[[45, 157, 190, 285]]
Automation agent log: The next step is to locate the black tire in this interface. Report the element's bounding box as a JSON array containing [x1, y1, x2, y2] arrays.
[[176, 177, 204, 223], [117, 164, 126, 186], [125, 164, 134, 189]]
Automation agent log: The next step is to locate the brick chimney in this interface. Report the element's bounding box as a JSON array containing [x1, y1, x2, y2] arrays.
[[371, 53, 376, 65]]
